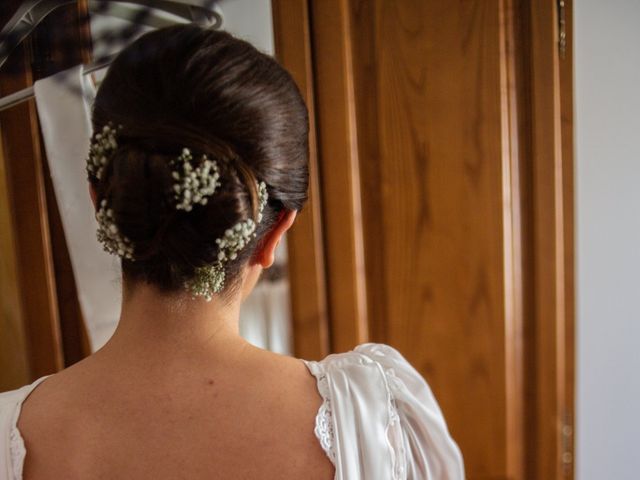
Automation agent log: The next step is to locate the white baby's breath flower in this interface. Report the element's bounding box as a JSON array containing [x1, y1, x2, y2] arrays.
[[171, 149, 221, 211], [86, 123, 122, 180], [95, 199, 135, 261], [184, 181, 269, 301], [88, 122, 270, 300]]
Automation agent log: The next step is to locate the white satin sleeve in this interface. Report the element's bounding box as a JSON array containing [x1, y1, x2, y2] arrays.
[[304, 342, 464, 480], [355, 343, 465, 479]]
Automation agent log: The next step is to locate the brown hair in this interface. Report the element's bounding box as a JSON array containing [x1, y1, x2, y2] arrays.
[[89, 25, 309, 296]]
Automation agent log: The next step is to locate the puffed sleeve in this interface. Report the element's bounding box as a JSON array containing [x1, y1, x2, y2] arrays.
[[355, 343, 465, 480]]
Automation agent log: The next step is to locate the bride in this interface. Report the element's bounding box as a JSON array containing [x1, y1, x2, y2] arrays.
[[0, 25, 463, 479]]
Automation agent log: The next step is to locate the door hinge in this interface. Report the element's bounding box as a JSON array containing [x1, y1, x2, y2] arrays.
[[561, 410, 573, 476], [557, 0, 567, 59]]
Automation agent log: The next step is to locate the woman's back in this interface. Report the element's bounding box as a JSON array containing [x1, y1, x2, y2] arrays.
[[2, 341, 463, 480], [12, 343, 334, 480]]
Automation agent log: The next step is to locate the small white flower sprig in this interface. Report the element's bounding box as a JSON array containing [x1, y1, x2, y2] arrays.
[[171, 148, 221, 211], [95, 199, 135, 260], [256, 181, 268, 222], [88, 123, 135, 260], [186, 180, 269, 301], [86, 123, 122, 180]]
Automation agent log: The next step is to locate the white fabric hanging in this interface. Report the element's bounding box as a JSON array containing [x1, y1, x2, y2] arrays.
[[239, 282, 271, 351], [239, 235, 293, 355], [239, 278, 292, 355], [263, 278, 293, 355], [34, 65, 121, 351]]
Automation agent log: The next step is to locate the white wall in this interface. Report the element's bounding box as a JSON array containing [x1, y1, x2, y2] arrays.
[[575, 2, 640, 479], [215, 0, 274, 55]]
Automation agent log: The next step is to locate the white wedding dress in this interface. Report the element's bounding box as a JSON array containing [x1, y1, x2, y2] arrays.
[[0, 343, 464, 479]]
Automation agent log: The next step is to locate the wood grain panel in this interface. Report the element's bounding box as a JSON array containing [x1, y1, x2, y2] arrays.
[[499, 0, 526, 476], [272, 0, 330, 360], [528, 0, 570, 477], [559, 2, 575, 477], [309, 0, 369, 352], [347, 0, 523, 477], [0, 124, 30, 391]]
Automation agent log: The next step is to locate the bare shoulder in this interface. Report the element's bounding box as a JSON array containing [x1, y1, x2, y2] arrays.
[[249, 348, 320, 401], [16, 348, 334, 480], [241, 347, 328, 442], [16, 357, 94, 427], [15, 358, 104, 478]]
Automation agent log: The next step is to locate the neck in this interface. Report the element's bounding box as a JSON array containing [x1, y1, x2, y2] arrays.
[[96, 280, 253, 368]]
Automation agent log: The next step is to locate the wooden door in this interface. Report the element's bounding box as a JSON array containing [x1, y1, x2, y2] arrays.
[[275, 0, 575, 479]]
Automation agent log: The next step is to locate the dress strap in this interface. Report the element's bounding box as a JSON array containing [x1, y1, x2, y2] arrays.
[[0, 375, 51, 480], [301, 360, 337, 467]]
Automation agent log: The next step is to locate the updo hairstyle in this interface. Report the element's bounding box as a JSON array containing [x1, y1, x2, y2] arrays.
[[88, 25, 309, 296]]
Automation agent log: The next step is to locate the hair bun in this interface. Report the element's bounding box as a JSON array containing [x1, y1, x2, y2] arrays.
[[89, 25, 309, 298]]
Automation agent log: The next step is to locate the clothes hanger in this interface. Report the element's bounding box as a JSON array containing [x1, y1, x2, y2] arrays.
[[0, 0, 221, 112], [0, 53, 112, 112], [88, 0, 222, 30], [0, 0, 221, 70]]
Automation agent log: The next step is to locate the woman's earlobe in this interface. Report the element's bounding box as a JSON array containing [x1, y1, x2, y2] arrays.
[[257, 209, 297, 268]]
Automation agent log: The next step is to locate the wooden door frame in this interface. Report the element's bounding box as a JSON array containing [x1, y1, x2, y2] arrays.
[[526, 0, 575, 478], [274, 0, 575, 478], [274, 0, 370, 358], [272, 0, 332, 360]]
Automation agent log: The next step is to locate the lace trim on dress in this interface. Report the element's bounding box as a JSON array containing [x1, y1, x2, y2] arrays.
[[360, 345, 407, 480], [313, 372, 337, 465], [9, 404, 27, 480], [5, 375, 50, 480], [307, 346, 410, 479]]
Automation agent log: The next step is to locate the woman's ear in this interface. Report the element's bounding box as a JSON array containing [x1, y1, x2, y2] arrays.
[[254, 210, 297, 268], [89, 183, 98, 209]]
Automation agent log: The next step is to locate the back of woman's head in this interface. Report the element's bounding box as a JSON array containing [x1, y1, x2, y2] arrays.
[[89, 25, 309, 297]]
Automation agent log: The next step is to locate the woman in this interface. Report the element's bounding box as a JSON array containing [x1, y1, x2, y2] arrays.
[[0, 25, 463, 479]]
